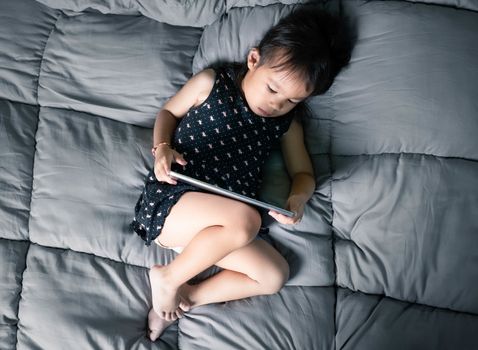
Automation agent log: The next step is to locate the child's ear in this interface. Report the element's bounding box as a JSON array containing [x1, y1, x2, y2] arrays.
[[247, 48, 261, 70]]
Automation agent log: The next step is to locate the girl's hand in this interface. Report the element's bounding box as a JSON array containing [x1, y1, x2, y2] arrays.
[[268, 195, 305, 225], [153, 144, 187, 185]]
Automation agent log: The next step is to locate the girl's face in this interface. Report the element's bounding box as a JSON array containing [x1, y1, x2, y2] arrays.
[[241, 48, 312, 118]]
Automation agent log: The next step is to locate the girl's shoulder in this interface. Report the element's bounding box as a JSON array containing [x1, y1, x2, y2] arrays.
[[191, 68, 216, 108]]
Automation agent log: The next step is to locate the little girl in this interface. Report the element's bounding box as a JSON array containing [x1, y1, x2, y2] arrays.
[[131, 6, 350, 340]]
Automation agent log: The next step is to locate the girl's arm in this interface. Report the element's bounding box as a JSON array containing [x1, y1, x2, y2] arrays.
[[269, 117, 315, 224], [153, 69, 215, 184]]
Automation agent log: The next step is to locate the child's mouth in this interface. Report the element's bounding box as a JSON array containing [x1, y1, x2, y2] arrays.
[[257, 107, 271, 117]]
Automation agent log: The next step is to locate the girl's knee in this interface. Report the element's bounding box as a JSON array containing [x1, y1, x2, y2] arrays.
[[228, 204, 261, 245]]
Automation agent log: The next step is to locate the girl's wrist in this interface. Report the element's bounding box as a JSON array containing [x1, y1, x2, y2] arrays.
[[288, 193, 309, 205], [151, 142, 171, 157]]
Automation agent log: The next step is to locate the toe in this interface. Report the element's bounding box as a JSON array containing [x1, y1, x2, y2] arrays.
[[179, 300, 191, 312]]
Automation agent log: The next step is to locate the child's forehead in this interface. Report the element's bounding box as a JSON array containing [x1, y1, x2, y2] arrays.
[[265, 65, 312, 96]]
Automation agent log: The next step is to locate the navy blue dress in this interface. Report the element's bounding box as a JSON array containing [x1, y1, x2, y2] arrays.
[[132, 66, 293, 246]]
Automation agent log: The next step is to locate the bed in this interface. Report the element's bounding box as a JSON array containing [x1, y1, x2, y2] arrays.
[[1, 0, 477, 348]]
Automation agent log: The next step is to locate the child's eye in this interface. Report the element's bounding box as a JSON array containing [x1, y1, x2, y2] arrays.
[[267, 86, 277, 93]]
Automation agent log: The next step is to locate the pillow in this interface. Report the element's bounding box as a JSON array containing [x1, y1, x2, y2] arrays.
[[193, 3, 298, 73]]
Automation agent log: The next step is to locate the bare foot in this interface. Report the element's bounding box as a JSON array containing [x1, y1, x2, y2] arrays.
[[149, 265, 187, 318], [147, 308, 174, 341], [147, 299, 191, 341]]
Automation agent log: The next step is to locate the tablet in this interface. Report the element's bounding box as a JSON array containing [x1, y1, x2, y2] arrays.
[[169, 170, 295, 218]]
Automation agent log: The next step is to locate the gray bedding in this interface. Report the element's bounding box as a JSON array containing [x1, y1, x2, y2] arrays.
[[1, 0, 477, 349]]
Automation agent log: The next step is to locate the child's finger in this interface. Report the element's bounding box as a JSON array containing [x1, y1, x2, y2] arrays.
[[162, 165, 177, 185], [268, 210, 298, 225], [173, 150, 187, 165], [176, 156, 188, 166]]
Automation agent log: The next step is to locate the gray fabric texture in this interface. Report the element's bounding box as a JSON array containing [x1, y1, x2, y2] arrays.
[[0, 0, 477, 349], [0, 101, 38, 241], [179, 287, 335, 349], [403, 0, 478, 11], [38, 12, 202, 128], [35, 0, 317, 26], [336, 288, 478, 350], [0, 239, 28, 350], [0, 0, 59, 104]]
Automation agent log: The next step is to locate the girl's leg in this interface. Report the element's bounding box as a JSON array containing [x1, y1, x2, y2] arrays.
[[148, 237, 289, 341], [181, 238, 290, 309], [149, 191, 262, 318]]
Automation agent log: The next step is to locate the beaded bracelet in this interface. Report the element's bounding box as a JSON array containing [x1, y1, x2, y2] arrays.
[[151, 142, 171, 157]]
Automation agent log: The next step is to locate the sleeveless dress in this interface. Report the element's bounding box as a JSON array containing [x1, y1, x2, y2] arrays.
[[131, 66, 293, 246]]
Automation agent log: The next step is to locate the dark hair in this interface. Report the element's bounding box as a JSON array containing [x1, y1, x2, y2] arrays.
[[257, 6, 352, 95]]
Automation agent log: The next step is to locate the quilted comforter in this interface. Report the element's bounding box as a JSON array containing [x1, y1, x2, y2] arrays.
[[1, 0, 477, 349]]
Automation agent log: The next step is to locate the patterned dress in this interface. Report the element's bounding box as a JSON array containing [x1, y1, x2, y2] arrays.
[[131, 66, 293, 246]]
